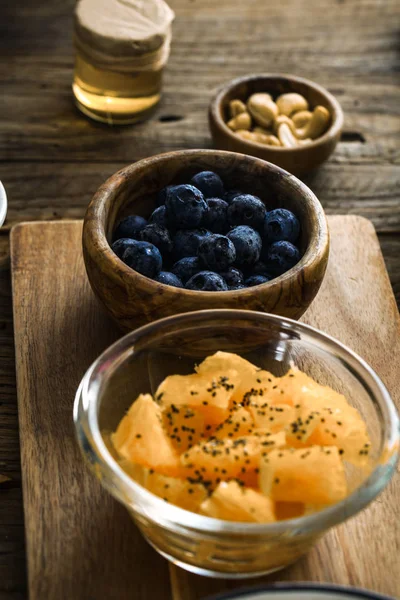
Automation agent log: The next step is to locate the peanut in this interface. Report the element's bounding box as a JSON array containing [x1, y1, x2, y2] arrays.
[[225, 89, 331, 148], [236, 130, 281, 147], [292, 110, 312, 128], [247, 93, 278, 128], [273, 115, 297, 136], [277, 123, 299, 148], [229, 99, 247, 118], [296, 106, 330, 139], [227, 111, 252, 131], [276, 93, 309, 116]]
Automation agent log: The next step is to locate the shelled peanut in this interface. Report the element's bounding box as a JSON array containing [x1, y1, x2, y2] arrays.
[[226, 92, 331, 148]]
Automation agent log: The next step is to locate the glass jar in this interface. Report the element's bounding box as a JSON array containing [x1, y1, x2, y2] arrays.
[[74, 310, 399, 578], [72, 0, 174, 125]]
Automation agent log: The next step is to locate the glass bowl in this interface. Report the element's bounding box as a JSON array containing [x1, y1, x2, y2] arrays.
[[73, 310, 399, 579]]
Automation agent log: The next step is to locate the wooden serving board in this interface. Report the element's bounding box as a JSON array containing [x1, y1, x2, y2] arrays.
[[11, 216, 400, 600]]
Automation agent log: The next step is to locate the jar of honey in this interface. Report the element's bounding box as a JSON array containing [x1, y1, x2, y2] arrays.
[[73, 0, 174, 125]]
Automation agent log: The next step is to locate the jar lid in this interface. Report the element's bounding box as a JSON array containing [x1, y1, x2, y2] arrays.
[[74, 0, 175, 69]]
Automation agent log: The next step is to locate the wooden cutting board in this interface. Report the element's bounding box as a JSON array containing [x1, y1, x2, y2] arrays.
[[10, 216, 400, 600]]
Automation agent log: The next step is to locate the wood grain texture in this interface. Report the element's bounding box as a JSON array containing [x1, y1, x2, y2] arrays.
[[0, 0, 399, 165], [1, 0, 399, 596], [83, 150, 329, 330], [169, 215, 400, 600], [10, 221, 171, 600], [209, 74, 343, 175], [10, 216, 400, 599]]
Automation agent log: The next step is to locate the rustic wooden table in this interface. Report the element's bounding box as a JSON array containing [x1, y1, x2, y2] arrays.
[[0, 0, 399, 598]]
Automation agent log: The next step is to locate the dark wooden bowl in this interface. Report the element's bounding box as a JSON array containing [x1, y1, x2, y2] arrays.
[[209, 74, 344, 176], [83, 149, 329, 332]]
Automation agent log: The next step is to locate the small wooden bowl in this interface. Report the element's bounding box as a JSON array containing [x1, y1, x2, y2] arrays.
[[209, 74, 344, 176], [83, 149, 329, 332]]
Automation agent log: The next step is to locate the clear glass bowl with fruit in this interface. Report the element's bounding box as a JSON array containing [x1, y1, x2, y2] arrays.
[[74, 310, 399, 578]]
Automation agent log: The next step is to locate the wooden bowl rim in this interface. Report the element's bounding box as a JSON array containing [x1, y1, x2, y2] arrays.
[[209, 73, 344, 154], [83, 149, 329, 299]]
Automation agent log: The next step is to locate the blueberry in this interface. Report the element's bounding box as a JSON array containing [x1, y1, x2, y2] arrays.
[[149, 205, 169, 228], [140, 224, 173, 255], [250, 261, 273, 278], [263, 208, 300, 244], [113, 215, 147, 241], [245, 274, 271, 287], [171, 256, 202, 284], [165, 184, 207, 228], [227, 226, 262, 267], [186, 271, 228, 292], [198, 234, 236, 271], [157, 185, 173, 207], [202, 198, 229, 233], [219, 267, 244, 289], [111, 237, 137, 259], [122, 241, 162, 278], [227, 194, 267, 230], [190, 171, 224, 199], [224, 189, 242, 205], [173, 228, 211, 260], [155, 271, 184, 288], [265, 241, 301, 275]]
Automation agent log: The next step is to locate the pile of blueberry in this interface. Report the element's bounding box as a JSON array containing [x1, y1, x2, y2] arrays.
[[111, 171, 301, 291]]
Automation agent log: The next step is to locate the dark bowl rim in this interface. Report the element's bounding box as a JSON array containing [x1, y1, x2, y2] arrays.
[[203, 583, 395, 600], [83, 148, 329, 298], [209, 73, 344, 153]]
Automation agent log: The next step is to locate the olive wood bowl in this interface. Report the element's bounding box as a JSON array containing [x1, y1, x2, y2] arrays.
[[209, 74, 344, 176], [83, 149, 329, 332]]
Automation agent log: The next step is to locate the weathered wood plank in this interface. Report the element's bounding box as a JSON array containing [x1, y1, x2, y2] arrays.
[[0, 0, 399, 163], [1, 0, 399, 597], [11, 217, 400, 599], [1, 163, 399, 232]]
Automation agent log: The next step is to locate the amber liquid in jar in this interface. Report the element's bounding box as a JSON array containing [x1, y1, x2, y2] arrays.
[[73, 51, 163, 125]]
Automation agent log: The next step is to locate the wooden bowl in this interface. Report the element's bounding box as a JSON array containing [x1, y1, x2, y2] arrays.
[[209, 74, 344, 176], [83, 149, 329, 332]]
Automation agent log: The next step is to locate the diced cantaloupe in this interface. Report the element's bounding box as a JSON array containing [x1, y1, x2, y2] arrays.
[[119, 460, 207, 511], [248, 400, 295, 433], [213, 406, 255, 438], [162, 404, 205, 452], [155, 368, 240, 425], [196, 351, 264, 404], [111, 394, 180, 476], [304, 503, 329, 515], [196, 351, 258, 379], [305, 406, 371, 466], [112, 357, 371, 523], [284, 385, 371, 465], [259, 445, 347, 504], [274, 502, 305, 520], [181, 431, 286, 487], [146, 471, 208, 511], [200, 480, 276, 523]]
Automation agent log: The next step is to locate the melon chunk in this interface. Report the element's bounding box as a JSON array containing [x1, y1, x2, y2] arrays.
[[111, 394, 180, 476], [155, 368, 240, 425], [306, 406, 371, 466], [285, 385, 371, 465], [274, 502, 305, 520], [181, 431, 286, 487], [196, 351, 263, 404], [162, 404, 205, 452], [200, 480, 276, 523], [260, 445, 347, 504], [119, 460, 207, 511], [146, 471, 207, 511], [214, 406, 255, 438], [248, 400, 295, 433]]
